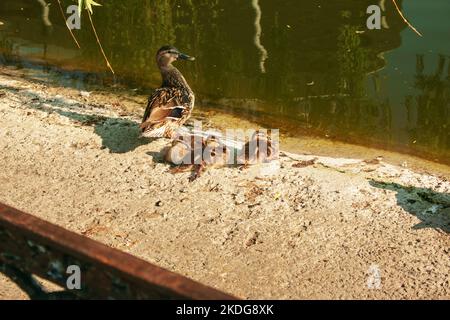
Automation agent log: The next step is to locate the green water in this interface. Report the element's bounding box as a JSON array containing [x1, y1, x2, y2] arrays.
[[0, 0, 449, 164]]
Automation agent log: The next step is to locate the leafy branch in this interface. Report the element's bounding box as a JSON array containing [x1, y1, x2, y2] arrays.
[[79, 0, 115, 74], [56, 0, 81, 48], [87, 10, 115, 74], [55, 0, 115, 74], [77, 0, 101, 16]]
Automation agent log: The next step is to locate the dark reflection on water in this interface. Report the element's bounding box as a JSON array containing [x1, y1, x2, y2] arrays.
[[0, 0, 449, 164]]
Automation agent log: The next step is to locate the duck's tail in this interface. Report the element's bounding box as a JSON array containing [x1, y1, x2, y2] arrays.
[[141, 125, 167, 138]]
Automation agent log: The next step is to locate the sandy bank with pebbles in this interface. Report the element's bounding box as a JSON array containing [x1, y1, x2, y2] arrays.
[[0, 68, 449, 299]]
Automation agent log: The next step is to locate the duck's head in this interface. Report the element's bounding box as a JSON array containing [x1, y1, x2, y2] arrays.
[[156, 45, 195, 68]]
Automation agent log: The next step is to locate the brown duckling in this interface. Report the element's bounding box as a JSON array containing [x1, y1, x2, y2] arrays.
[[238, 130, 278, 165]]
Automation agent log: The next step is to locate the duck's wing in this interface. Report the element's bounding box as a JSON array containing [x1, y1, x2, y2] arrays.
[[140, 88, 185, 137]]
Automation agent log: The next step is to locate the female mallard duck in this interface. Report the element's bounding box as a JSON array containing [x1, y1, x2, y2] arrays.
[[140, 46, 195, 138]]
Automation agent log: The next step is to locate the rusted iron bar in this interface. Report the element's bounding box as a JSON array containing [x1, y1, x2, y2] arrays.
[[0, 202, 236, 300]]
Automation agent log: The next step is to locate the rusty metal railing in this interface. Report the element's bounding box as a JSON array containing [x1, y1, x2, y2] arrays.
[[0, 202, 235, 300]]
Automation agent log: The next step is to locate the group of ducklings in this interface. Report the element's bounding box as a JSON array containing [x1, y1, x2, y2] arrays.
[[164, 130, 278, 181]]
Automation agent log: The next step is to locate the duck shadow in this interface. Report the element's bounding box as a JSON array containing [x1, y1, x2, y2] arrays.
[[2, 84, 150, 153], [146, 150, 168, 163], [369, 180, 450, 233], [50, 109, 150, 154]]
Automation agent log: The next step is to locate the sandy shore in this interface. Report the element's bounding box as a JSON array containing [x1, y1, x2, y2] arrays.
[[0, 67, 449, 299]]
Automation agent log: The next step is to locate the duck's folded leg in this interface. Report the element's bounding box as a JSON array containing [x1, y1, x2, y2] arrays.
[[169, 164, 192, 174], [189, 162, 206, 182]]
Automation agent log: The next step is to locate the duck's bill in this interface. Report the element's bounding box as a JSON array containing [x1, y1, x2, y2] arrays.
[[178, 53, 195, 61]]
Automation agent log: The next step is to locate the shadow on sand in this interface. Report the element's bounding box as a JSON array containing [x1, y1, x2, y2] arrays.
[[369, 180, 450, 233], [58, 109, 149, 153], [2, 84, 150, 153]]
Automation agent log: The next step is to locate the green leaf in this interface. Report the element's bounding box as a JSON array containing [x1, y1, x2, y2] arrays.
[[85, 0, 102, 15], [77, 0, 102, 17]]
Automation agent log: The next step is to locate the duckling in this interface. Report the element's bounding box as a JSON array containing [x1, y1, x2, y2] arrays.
[[140, 46, 195, 139], [165, 134, 231, 181], [238, 130, 277, 165], [165, 134, 206, 181], [202, 135, 231, 167], [164, 134, 205, 166]]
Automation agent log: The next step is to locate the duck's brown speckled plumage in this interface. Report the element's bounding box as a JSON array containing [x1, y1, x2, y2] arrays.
[[140, 46, 195, 138]]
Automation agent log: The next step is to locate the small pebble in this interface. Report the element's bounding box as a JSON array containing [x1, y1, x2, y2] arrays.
[[80, 91, 91, 98]]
